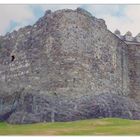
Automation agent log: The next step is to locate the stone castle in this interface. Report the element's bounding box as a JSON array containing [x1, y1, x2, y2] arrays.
[[0, 8, 140, 124]]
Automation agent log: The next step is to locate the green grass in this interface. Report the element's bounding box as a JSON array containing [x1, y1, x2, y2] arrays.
[[0, 118, 140, 135]]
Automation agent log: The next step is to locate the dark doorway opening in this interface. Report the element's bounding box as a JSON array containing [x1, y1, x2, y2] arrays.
[[11, 55, 15, 62]]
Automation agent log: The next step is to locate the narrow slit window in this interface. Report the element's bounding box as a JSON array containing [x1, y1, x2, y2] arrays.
[[11, 55, 15, 62]]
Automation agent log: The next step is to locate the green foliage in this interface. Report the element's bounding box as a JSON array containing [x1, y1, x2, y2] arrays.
[[0, 118, 140, 135]]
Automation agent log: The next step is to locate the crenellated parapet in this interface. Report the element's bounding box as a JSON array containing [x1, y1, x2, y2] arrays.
[[114, 29, 140, 45]]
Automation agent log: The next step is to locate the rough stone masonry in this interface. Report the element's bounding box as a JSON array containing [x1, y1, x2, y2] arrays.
[[0, 8, 140, 124]]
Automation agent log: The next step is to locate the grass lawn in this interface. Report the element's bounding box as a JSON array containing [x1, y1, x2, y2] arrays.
[[0, 118, 140, 135]]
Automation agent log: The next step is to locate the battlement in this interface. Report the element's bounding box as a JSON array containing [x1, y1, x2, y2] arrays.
[[114, 29, 140, 45]]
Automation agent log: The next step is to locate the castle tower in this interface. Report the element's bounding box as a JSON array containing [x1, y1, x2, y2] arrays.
[[114, 29, 140, 100]]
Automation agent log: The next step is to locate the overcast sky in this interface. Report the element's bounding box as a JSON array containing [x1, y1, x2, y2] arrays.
[[0, 4, 140, 36]]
